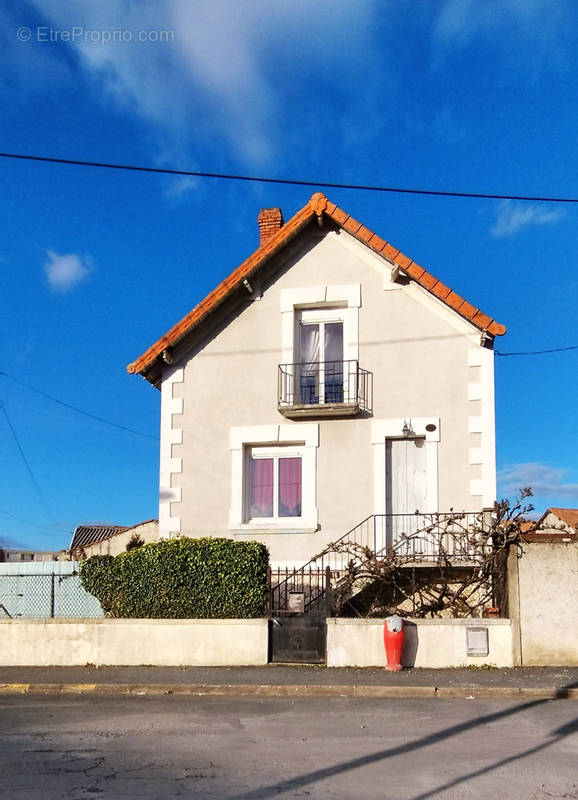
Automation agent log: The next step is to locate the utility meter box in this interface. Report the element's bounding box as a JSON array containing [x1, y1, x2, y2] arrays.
[[466, 626, 489, 657]]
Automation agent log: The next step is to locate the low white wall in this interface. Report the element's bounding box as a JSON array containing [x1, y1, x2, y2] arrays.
[[327, 618, 514, 668], [509, 541, 578, 667], [0, 618, 268, 667]]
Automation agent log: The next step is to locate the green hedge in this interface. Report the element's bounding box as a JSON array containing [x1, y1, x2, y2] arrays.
[[79, 537, 269, 619]]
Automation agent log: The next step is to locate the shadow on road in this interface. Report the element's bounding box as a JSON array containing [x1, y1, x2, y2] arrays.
[[232, 680, 578, 800]]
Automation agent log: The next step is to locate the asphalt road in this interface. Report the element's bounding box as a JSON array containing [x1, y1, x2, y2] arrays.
[[0, 695, 576, 799]]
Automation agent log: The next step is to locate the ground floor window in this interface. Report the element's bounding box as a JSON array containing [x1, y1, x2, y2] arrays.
[[229, 424, 318, 532], [248, 448, 302, 520]]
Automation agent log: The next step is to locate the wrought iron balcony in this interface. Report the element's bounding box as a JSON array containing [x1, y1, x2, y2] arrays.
[[278, 360, 372, 418]]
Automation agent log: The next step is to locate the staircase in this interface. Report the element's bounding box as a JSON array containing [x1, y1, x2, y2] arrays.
[[269, 511, 487, 617]]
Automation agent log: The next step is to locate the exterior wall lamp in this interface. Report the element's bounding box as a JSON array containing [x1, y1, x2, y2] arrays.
[[402, 419, 414, 437]]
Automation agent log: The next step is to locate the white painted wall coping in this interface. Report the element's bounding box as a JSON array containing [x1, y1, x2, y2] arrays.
[[327, 618, 511, 626], [327, 617, 514, 669], [0, 618, 269, 667], [0, 618, 265, 626]]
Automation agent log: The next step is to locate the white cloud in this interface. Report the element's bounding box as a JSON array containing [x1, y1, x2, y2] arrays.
[[498, 462, 578, 500], [435, 0, 571, 47], [25, 1, 381, 169], [44, 249, 93, 293], [432, 0, 573, 79], [490, 200, 565, 238]]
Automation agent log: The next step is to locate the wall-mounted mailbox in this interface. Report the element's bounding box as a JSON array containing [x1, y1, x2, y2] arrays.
[[288, 592, 305, 614], [466, 626, 489, 657]]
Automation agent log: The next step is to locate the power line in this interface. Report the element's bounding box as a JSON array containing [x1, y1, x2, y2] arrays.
[[0, 150, 577, 203], [0, 402, 57, 525], [495, 344, 578, 357], [0, 373, 159, 441], [0, 509, 67, 532]]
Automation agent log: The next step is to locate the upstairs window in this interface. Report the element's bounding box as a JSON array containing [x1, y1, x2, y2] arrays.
[[298, 310, 344, 405]]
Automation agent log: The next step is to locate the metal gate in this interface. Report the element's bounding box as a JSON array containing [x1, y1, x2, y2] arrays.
[[268, 567, 330, 663], [269, 617, 326, 663]]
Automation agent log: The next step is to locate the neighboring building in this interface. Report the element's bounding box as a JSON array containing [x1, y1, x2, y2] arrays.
[[510, 509, 577, 666], [69, 520, 159, 559], [536, 507, 578, 537], [1, 550, 69, 563], [127, 193, 506, 568]]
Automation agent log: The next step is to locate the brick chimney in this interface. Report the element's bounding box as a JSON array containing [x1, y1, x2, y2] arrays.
[[257, 207, 284, 246]]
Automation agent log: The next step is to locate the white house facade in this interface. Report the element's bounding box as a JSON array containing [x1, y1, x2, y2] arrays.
[[128, 194, 506, 568]]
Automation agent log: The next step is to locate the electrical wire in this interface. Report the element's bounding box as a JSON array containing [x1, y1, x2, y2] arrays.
[[0, 509, 67, 532], [0, 373, 159, 441], [0, 402, 58, 525], [1, 150, 577, 203], [495, 344, 578, 357]]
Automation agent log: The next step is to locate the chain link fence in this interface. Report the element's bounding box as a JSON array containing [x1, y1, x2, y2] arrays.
[[0, 566, 103, 619]]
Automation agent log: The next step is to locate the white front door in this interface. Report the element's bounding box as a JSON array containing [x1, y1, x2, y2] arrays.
[[383, 438, 427, 550]]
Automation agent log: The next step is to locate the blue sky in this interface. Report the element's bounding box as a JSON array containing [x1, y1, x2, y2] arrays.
[[1, 0, 577, 551]]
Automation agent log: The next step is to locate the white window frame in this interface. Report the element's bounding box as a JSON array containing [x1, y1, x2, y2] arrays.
[[280, 284, 360, 366], [229, 424, 318, 532], [245, 445, 304, 523], [296, 308, 347, 406]]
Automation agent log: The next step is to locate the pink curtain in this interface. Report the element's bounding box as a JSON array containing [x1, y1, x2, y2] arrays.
[[279, 457, 302, 517], [250, 458, 273, 517]]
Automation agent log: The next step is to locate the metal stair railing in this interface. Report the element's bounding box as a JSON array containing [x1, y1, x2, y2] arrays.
[[269, 511, 488, 616], [269, 515, 375, 617]]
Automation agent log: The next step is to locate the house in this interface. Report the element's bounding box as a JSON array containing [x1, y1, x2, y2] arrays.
[[127, 193, 506, 569], [0, 549, 69, 563], [69, 519, 159, 559], [536, 507, 578, 538]]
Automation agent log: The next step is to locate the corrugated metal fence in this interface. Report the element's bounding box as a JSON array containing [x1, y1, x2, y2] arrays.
[[0, 561, 103, 618]]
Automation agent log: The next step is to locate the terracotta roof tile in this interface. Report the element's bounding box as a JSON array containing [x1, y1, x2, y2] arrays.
[[544, 507, 578, 529], [128, 193, 506, 379], [418, 271, 438, 291], [488, 320, 507, 336], [458, 299, 477, 321], [471, 310, 492, 330], [406, 261, 425, 280], [445, 291, 465, 312], [381, 243, 400, 261], [431, 281, 452, 301], [331, 207, 349, 225], [367, 233, 387, 253], [309, 192, 328, 215], [342, 216, 363, 235], [394, 252, 412, 270], [356, 225, 374, 243]]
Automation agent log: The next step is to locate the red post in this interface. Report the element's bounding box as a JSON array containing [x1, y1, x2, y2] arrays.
[[383, 615, 405, 671]]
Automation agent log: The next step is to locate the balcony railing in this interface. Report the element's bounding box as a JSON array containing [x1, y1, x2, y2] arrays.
[[278, 360, 372, 417]]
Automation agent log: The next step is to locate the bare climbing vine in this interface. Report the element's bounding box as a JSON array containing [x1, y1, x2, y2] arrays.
[[315, 490, 539, 619]]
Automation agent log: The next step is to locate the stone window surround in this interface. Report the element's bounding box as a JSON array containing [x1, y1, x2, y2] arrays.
[[280, 284, 361, 365], [229, 423, 319, 533]]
